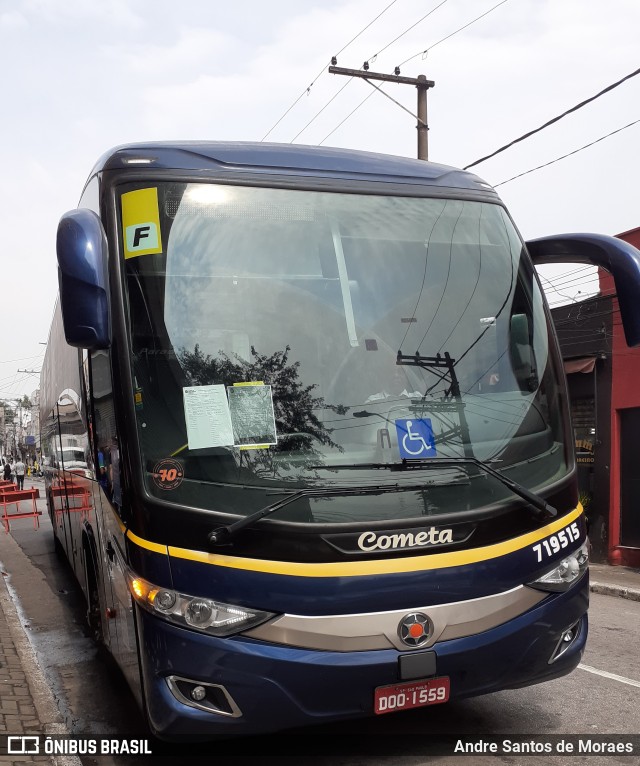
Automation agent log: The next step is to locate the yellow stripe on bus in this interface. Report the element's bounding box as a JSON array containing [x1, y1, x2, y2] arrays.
[[126, 528, 168, 555], [125, 505, 583, 577]]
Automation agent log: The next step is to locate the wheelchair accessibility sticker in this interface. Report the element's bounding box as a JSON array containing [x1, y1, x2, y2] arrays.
[[395, 418, 437, 459]]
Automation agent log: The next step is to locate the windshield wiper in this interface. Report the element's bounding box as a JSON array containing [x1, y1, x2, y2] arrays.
[[208, 457, 556, 547], [311, 458, 557, 522], [207, 483, 430, 547]]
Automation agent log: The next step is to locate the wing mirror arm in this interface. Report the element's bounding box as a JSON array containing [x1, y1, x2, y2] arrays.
[[527, 233, 640, 347]]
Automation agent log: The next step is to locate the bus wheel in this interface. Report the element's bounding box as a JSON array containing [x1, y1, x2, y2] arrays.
[[53, 531, 65, 558], [84, 551, 103, 644]]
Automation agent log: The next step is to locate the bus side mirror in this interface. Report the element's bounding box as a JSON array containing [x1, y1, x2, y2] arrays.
[[57, 209, 111, 349], [526, 233, 640, 347]]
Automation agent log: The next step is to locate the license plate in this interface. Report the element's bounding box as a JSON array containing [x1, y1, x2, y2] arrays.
[[374, 676, 450, 715]]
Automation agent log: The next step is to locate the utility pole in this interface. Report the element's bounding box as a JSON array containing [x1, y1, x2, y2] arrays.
[[328, 63, 435, 160]]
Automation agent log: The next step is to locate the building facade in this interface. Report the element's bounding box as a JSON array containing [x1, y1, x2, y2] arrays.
[[602, 227, 640, 567], [551, 226, 640, 567], [551, 295, 613, 562]]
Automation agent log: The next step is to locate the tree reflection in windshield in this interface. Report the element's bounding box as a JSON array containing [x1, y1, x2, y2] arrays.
[[178, 343, 346, 477]]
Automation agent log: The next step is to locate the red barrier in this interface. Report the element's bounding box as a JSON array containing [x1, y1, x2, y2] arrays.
[[50, 485, 89, 499], [1, 487, 42, 533], [51, 484, 93, 523]]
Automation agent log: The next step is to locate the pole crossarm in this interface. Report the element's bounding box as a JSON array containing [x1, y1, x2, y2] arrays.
[[328, 66, 434, 88], [328, 66, 434, 160]]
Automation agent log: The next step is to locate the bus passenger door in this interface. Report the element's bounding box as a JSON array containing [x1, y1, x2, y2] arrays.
[[97, 490, 143, 703], [91, 349, 143, 702]]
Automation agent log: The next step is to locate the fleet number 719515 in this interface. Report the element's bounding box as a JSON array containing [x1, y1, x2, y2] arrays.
[[532, 522, 580, 563]]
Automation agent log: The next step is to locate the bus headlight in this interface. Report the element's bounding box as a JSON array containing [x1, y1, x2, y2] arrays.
[[127, 573, 274, 637], [528, 540, 589, 592]]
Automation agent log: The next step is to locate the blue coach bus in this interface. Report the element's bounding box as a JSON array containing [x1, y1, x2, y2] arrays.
[[41, 142, 640, 740]]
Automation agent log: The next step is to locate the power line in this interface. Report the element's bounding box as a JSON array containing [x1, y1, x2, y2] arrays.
[[312, 0, 513, 146], [553, 302, 619, 321], [291, 0, 450, 143], [542, 274, 600, 293], [552, 305, 621, 329], [538, 273, 583, 304], [365, 0, 450, 67], [544, 285, 604, 309], [546, 292, 601, 309], [538, 273, 600, 308], [494, 118, 640, 187], [319, 90, 376, 145], [540, 275, 597, 293], [0, 353, 45, 364], [261, 0, 400, 141], [464, 66, 640, 170], [535, 263, 593, 283], [396, 0, 511, 69], [291, 80, 354, 143], [538, 272, 600, 294], [535, 264, 594, 286]]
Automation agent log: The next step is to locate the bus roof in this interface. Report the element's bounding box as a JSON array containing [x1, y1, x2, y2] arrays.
[[91, 141, 497, 195]]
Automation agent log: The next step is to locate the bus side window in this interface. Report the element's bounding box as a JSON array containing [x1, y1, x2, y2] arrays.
[[91, 350, 122, 514]]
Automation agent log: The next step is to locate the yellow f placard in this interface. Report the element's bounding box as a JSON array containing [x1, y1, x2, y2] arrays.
[[121, 188, 163, 259]]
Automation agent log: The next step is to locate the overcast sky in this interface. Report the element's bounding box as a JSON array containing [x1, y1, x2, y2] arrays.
[[1, 0, 638, 402]]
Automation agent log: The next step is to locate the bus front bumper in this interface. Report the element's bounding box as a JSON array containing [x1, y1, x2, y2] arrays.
[[137, 578, 588, 741]]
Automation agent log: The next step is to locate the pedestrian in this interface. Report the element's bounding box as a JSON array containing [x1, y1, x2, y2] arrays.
[[9, 459, 15, 484], [15, 458, 26, 490], [2, 461, 10, 481]]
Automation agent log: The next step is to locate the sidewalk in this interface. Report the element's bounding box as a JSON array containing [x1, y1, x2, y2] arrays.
[[0, 497, 639, 761], [0, 480, 80, 765], [588, 562, 640, 602]]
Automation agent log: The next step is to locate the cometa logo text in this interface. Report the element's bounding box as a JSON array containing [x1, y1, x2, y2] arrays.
[[357, 528, 454, 552]]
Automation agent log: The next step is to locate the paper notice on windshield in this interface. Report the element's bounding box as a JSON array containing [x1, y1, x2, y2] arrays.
[[227, 383, 277, 448], [183, 385, 234, 450]]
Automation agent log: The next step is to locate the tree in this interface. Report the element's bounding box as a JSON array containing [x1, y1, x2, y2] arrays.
[[178, 344, 346, 475]]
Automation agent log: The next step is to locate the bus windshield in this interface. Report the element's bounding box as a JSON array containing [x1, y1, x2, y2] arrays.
[[121, 181, 569, 523]]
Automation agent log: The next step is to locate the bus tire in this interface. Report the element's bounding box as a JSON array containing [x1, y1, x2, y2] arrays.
[[53, 530, 65, 558], [83, 545, 103, 644]]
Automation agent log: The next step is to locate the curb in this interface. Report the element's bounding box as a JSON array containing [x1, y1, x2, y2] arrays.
[[589, 581, 640, 602]]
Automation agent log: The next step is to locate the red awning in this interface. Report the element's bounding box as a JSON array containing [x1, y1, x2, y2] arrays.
[[564, 357, 596, 374]]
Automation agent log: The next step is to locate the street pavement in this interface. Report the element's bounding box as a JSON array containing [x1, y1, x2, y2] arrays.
[[0, 484, 639, 764]]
